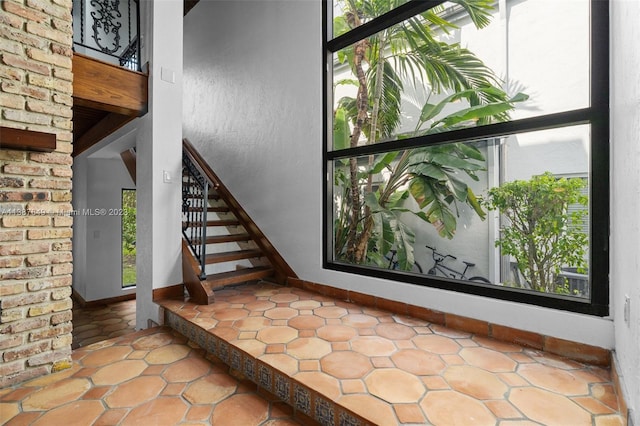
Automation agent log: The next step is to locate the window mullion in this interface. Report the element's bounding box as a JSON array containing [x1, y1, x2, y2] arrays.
[[327, 0, 446, 52]]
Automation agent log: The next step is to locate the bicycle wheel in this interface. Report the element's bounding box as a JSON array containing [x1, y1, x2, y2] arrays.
[[468, 276, 491, 284], [427, 268, 437, 276]]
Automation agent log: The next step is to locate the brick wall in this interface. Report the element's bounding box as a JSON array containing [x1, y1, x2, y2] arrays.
[[0, 0, 73, 387]]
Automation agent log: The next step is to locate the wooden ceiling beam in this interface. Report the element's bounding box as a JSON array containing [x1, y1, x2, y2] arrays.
[[73, 113, 136, 157], [120, 148, 136, 184], [73, 53, 148, 117]]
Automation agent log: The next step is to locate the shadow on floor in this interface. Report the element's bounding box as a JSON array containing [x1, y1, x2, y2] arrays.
[[72, 299, 137, 349]]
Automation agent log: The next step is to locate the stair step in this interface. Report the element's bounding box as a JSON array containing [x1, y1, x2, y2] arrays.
[[183, 219, 240, 228], [205, 249, 263, 264], [184, 192, 220, 201], [204, 266, 274, 288], [186, 206, 230, 213], [193, 233, 252, 245]]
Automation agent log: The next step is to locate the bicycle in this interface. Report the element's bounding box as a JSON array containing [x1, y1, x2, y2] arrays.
[[425, 245, 491, 283], [384, 249, 423, 273]]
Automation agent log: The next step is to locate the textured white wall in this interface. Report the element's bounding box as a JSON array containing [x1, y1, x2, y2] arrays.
[[135, 0, 183, 329], [84, 158, 137, 301], [611, 0, 640, 421], [182, 0, 613, 349]]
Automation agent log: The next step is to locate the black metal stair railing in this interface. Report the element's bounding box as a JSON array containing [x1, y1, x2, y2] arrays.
[[182, 151, 211, 280], [119, 36, 139, 71], [72, 0, 141, 72]]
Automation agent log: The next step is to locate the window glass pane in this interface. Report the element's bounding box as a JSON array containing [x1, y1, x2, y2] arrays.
[[122, 189, 136, 288], [332, 0, 412, 39], [331, 125, 590, 299], [497, 125, 591, 299], [331, 0, 590, 150]]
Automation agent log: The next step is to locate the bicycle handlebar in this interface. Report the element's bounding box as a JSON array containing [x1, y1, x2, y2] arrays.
[[425, 245, 457, 260]]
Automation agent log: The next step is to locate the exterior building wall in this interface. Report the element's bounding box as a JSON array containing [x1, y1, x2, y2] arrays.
[[0, 0, 74, 387]]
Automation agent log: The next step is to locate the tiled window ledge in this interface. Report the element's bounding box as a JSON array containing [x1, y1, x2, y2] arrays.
[[288, 278, 611, 366]]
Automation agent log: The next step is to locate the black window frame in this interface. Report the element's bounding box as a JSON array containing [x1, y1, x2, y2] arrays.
[[322, 0, 609, 316], [121, 188, 137, 289]]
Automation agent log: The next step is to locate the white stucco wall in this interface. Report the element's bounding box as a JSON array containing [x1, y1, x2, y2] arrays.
[[183, 0, 614, 350], [611, 0, 640, 421], [135, 0, 183, 329], [72, 146, 137, 302], [84, 158, 136, 301]]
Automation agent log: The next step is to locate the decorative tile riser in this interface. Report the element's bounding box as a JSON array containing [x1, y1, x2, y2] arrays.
[[164, 310, 368, 426]]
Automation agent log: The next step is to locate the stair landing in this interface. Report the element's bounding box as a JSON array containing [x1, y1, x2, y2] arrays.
[[157, 282, 624, 426]]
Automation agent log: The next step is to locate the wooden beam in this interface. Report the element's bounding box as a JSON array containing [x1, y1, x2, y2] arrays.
[[73, 53, 148, 116], [184, 0, 200, 15], [0, 127, 56, 152], [73, 113, 136, 157], [181, 240, 215, 305], [120, 148, 136, 184]]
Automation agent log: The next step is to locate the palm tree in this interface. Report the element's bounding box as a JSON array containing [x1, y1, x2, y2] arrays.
[[332, 0, 526, 269]]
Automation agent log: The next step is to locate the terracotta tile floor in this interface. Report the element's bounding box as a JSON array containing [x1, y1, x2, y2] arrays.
[[158, 281, 626, 426], [72, 299, 137, 349], [0, 327, 301, 426], [2, 283, 626, 425]]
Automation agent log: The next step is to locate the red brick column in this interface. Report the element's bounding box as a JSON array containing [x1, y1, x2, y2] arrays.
[[1, 0, 74, 387]]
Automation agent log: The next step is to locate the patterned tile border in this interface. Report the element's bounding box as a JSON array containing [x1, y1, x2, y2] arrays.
[[164, 310, 373, 426]]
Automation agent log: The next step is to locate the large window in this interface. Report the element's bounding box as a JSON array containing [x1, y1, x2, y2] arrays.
[[323, 0, 609, 315]]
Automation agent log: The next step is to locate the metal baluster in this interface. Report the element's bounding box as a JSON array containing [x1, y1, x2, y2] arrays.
[[181, 153, 210, 280], [194, 181, 200, 260], [135, 0, 140, 71], [81, 0, 85, 45], [200, 181, 208, 279]]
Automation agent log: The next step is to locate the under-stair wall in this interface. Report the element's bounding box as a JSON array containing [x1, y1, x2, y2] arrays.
[[180, 139, 297, 304]]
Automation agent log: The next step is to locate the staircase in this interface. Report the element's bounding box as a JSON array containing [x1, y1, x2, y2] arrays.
[[181, 138, 297, 304]]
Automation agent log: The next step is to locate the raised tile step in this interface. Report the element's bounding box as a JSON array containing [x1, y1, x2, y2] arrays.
[[157, 282, 622, 426], [2, 326, 304, 425]]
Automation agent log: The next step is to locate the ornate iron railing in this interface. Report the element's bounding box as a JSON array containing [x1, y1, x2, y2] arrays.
[[182, 150, 210, 280], [72, 0, 141, 72]]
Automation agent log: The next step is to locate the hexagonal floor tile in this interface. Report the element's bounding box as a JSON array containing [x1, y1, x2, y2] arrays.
[[105, 376, 166, 408], [287, 337, 332, 359], [351, 336, 396, 357], [509, 387, 592, 425], [391, 349, 446, 375], [321, 351, 372, 379], [421, 390, 496, 426], [443, 365, 509, 400], [257, 326, 299, 344], [183, 374, 238, 404], [92, 360, 148, 386], [365, 369, 425, 403], [459, 347, 517, 372], [317, 324, 357, 342]]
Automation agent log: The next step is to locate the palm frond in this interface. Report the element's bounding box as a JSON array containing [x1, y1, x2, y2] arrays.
[[366, 60, 403, 138]]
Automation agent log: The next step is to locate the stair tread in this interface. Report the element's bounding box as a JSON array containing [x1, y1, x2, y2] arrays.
[[186, 206, 230, 213], [184, 193, 220, 200], [204, 266, 273, 288], [205, 249, 263, 264], [193, 234, 252, 245], [183, 219, 240, 228]]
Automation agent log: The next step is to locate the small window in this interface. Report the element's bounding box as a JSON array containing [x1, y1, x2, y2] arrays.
[[122, 189, 136, 288]]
